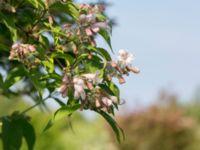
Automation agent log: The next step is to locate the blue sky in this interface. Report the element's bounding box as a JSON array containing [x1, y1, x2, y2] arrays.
[[79, 0, 200, 108]]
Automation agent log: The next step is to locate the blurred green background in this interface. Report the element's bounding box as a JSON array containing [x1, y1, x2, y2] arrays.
[[1, 91, 200, 150]]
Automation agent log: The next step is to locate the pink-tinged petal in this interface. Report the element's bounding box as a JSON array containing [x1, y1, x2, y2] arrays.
[[85, 28, 93, 36], [48, 16, 54, 24], [92, 22, 108, 30], [109, 96, 118, 104], [86, 81, 94, 90], [102, 97, 112, 106], [74, 91, 80, 99], [79, 14, 87, 22], [28, 45, 36, 52], [127, 66, 140, 74], [95, 100, 101, 107], [101, 107, 108, 112], [91, 26, 100, 33], [86, 14, 96, 22], [12, 43, 19, 49], [58, 84, 66, 93]]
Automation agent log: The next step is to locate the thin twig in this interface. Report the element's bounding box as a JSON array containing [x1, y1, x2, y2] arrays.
[[21, 96, 50, 114]]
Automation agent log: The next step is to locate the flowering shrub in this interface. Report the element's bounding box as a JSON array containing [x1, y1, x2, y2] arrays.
[[0, 0, 139, 149]]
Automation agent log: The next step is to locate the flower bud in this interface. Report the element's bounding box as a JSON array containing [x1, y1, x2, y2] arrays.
[[48, 16, 54, 24], [127, 66, 140, 74], [95, 100, 101, 107], [117, 75, 126, 84], [86, 81, 94, 90], [85, 28, 93, 36]]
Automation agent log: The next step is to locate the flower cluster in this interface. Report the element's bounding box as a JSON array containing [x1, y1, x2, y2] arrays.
[[9, 43, 36, 60], [60, 3, 109, 52], [58, 49, 139, 113], [79, 4, 109, 36], [58, 71, 119, 113], [105, 49, 140, 84], [7, 3, 139, 115]]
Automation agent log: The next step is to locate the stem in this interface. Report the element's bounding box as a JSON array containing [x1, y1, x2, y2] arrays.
[[21, 96, 50, 114]]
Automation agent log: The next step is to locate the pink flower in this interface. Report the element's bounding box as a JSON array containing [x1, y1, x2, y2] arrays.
[[79, 14, 96, 23], [9, 43, 36, 60], [81, 71, 101, 84], [91, 22, 109, 33], [73, 77, 86, 100], [102, 97, 113, 107]]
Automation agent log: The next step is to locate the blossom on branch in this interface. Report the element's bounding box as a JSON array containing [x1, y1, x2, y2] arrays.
[[73, 77, 86, 100]]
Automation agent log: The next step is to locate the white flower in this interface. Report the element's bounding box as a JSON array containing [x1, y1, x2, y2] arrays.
[[91, 22, 109, 33], [102, 97, 113, 107], [79, 14, 96, 23], [118, 49, 134, 66], [109, 96, 118, 104], [81, 71, 101, 84], [73, 77, 86, 100]]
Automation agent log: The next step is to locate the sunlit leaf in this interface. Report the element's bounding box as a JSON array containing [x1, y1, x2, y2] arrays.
[[54, 104, 80, 121], [99, 29, 113, 52]]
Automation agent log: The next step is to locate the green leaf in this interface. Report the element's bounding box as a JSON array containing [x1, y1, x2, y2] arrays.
[[0, 43, 10, 52], [0, 74, 3, 88], [54, 104, 80, 121], [42, 58, 54, 73], [1, 115, 36, 150], [43, 119, 53, 132], [87, 46, 111, 61], [54, 98, 66, 106], [99, 29, 113, 52], [22, 120, 36, 150], [3, 65, 26, 90], [97, 110, 125, 143], [26, 0, 45, 9], [39, 35, 50, 49], [28, 70, 46, 97], [50, 52, 75, 65], [0, 13, 18, 42], [49, 2, 79, 20], [1, 117, 23, 150], [97, 47, 112, 61], [98, 84, 115, 96], [43, 104, 80, 132], [107, 81, 120, 99]]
